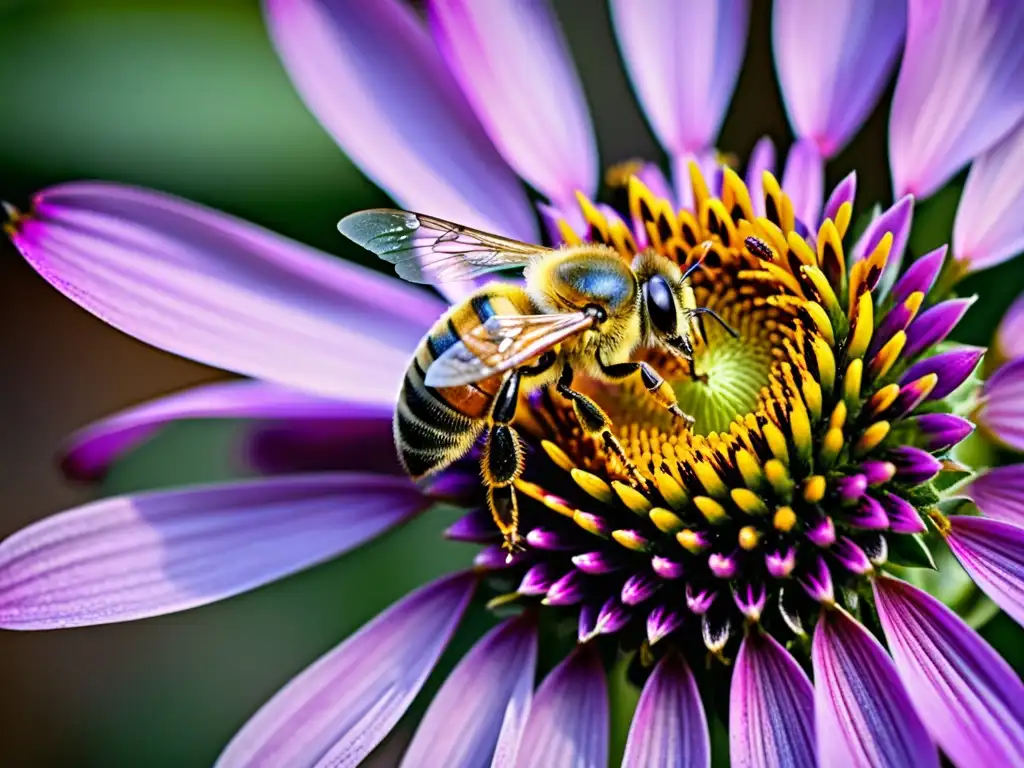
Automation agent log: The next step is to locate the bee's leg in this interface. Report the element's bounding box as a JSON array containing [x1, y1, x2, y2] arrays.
[[483, 370, 526, 556], [598, 358, 695, 428], [556, 364, 645, 485]]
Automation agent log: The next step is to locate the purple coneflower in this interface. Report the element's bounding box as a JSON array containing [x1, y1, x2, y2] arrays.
[[4, 1, 1024, 766]]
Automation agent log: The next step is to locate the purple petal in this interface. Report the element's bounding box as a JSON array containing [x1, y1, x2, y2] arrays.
[[979, 358, 1024, 451], [428, 0, 596, 207], [888, 446, 943, 485], [746, 137, 776, 218], [964, 465, 1024, 526], [8, 183, 443, 398], [891, 245, 946, 305], [997, 291, 1024, 362], [822, 172, 856, 227], [773, 0, 905, 157], [263, 0, 536, 238], [903, 297, 976, 360], [946, 515, 1024, 626], [781, 139, 824, 227], [216, 571, 475, 768], [954, 120, 1024, 272], [0, 474, 425, 630], [812, 608, 938, 768], [881, 493, 927, 534], [513, 644, 608, 768], [890, 0, 1024, 199], [874, 575, 1024, 766], [899, 346, 985, 401], [402, 613, 538, 768], [623, 653, 709, 768], [731, 631, 815, 768], [611, 0, 749, 155], [59, 380, 391, 481], [853, 195, 914, 298], [911, 413, 975, 452]]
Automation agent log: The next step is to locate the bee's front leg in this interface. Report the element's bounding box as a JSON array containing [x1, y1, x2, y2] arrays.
[[598, 356, 695, 429], [556, 364, 647, 486]]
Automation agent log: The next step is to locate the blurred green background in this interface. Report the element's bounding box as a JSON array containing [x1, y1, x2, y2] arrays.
[[0, 1, 1020, 765]]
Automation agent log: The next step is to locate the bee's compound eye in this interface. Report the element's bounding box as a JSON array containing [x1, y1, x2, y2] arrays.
[[645, 275, 676, 334]]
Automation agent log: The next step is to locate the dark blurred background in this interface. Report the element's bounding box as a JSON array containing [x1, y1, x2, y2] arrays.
[[1, 1, 1020, 765]]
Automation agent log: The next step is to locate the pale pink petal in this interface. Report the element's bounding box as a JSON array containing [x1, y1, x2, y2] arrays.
[[623, 653, 709, 768], [731, 631, 815, 768], [263, 0, 536, 239], [217, 571, 476, 768], [428, 0, 597, 208], [746, 137, 776, 218], [8, 183, 441, 398], [947, 515, 1024, 627], [781, 139, 824, 227], [0, 474, 425, 630], [514, 644, 608, 768], [890, 0, 1024, 198], [773, 0, 905, 157], [964, 464, 1024, 526], [402, 614, 537, 767], [953, 120, 1024, 272], [59, 380, 392, 481], [978, 358, 1024, 452], [611, 0, 749, 156], [997, 291, 1024, 362], [874, 575, 1024, 767], [812, 608, 938, 768]]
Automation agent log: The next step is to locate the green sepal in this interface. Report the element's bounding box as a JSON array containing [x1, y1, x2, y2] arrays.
[[886, 533, 937, 570]]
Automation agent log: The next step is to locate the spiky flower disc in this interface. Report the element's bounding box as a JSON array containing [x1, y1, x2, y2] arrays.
[[447, 162, 977, 664]]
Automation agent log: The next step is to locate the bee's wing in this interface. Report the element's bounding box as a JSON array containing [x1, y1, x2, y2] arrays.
[[338, 208, 551, 285], [424, 313, 596, 387]]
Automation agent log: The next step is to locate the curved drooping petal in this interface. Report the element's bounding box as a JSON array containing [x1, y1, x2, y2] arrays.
[[622, 653, 709, 768], [953, 120, 1024, 273], [216, 571, 475, 768], [889, 0, 1024, 199], [781, 139, 824, 227], [730, 631, 815, 768], [874, 575, 1024, 766], [964, 465, 1024, 526], [812, 607, 938, 768], [977, 358, 1024, 451], [0, 474, 426, 630], [946, 515, 1024, 627], [996, 291, 1024, 362], [60, 380, 394, 481], [513, 643, 608, 768], [8, 183, 443, 399], [773, 0, 906, 157], [610, 0, 749, 157], [428, 0, 597, 208], [401, 613, 537, 768], [852, 194, 914, 299], [263, 0, 536, 239]]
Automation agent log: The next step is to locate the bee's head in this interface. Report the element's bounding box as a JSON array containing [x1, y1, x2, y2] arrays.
[[631, 251, 692, 347]]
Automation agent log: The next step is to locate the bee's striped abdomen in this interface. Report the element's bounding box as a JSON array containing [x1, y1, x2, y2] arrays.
[[395, 287, 526, 479]]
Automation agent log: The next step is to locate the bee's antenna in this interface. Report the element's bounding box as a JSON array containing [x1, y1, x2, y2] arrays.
[[686, 308, 739, 338], [681, 240, 714, 281]]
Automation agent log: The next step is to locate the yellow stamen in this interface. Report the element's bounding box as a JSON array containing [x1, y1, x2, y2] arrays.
[[855, 422, 891, 455], [694, 495, 729, 524], [732, 488, 768, 516], [650, 507, 684, 534], [542, 440, 576, 472], [738, 526, 761, 551], [612, 480, 652, 515], [773, 506, 797, 532], [803, 475, 826, 503], [571, 469, 614, 504]]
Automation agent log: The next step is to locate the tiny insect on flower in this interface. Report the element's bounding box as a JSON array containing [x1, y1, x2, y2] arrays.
[[3, 1, 1024, 767]]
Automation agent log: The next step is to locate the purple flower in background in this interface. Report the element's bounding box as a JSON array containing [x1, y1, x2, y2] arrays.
[[4, 1, 1024, 766]]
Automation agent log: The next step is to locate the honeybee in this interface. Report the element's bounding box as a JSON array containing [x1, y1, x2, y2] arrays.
[[339, 209, 736, 553]]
